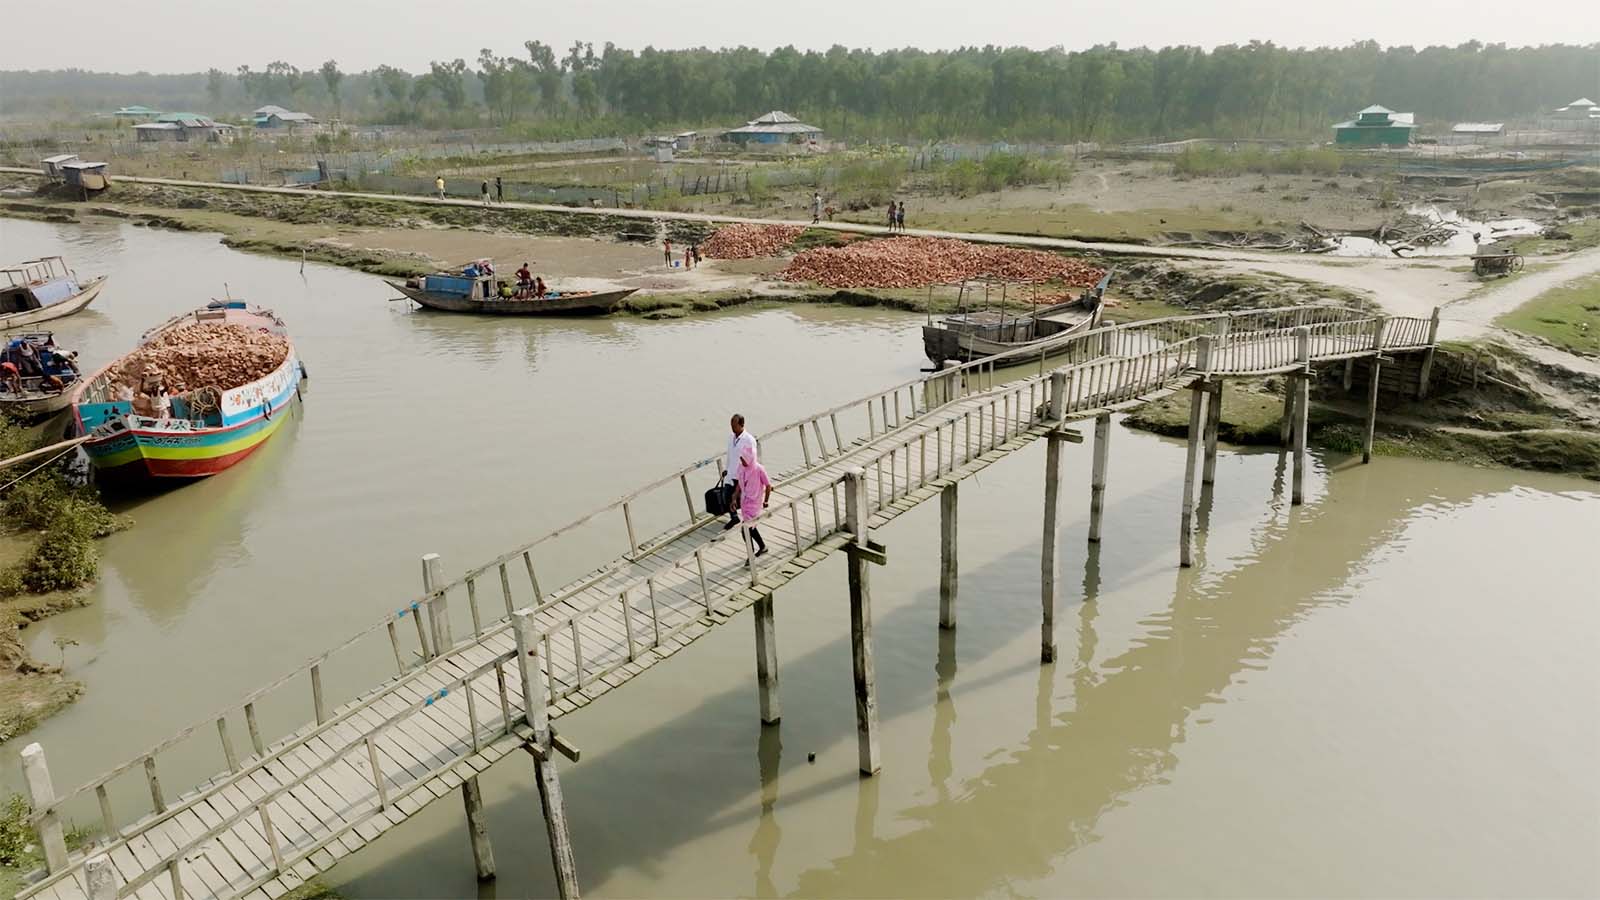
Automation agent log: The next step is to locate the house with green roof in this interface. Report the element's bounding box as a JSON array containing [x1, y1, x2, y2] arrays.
[[1333, 105, 1416, 147]]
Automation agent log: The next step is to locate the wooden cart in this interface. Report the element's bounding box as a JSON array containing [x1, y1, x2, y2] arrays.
[[1472, 250, 1524, 277]]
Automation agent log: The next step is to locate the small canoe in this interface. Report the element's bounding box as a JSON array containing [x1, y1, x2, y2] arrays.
[[1, 256, 107, 331], [390, 275, 636, 316], [70, 302, 304, 482]]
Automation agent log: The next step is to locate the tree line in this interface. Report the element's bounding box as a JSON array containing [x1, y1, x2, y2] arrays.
[[3, 41, 1595, 140]]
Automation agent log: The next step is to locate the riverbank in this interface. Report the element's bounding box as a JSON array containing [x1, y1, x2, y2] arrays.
[[0, 174, 1373, 321], [1122, 343, 1600, 479]]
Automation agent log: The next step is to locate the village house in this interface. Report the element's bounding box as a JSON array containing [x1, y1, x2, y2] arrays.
[[1333, 105, 1416, 147], [133, 112, 233, 143], [722, 110, 823, 147], [252, 105, 318, 131]]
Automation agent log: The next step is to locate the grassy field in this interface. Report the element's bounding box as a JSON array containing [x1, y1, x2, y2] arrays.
[[1505, 218, 1600, 257], [1497, 272, 1600, 355]]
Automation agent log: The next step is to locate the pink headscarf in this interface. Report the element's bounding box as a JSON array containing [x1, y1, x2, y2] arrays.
[[737, 444, 770, 520]]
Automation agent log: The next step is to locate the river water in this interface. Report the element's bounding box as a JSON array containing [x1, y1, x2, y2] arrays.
[[2, 217, 1597, 898]]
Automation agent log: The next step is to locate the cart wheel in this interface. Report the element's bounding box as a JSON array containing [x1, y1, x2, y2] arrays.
[[1511, 256, 1525, 273], [1473, 259, 1486, 276]]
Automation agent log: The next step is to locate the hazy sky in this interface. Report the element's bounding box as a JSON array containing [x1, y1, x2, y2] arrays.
[[6, 0, 1598, 73]]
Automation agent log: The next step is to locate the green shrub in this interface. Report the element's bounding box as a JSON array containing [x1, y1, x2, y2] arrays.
[[17, 508, 100, 593]]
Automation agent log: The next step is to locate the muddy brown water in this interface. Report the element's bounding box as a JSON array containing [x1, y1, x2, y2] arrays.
[[2, 217, 1597, 898]]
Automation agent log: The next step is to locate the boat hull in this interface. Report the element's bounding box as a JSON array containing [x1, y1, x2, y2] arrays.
[[0, 277, 106, 331], [391, 283, 636, 316], [84, 404, 292, 480], [0, 390, 76, 420], [922, 304, 1103, 365]]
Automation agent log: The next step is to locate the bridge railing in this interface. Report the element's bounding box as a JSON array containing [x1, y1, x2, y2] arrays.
[[24, 303, 1429, 878]]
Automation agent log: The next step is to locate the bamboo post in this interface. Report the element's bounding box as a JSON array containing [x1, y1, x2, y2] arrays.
[[939, 483, 957, 630], [461, 776, 496, 881], [1088, 412, 1111, 543], [753, 591, 781, 724], [1364, 317, 1386, 465], [1040, 372, 1067, 662], [843, 468, 880, 775], [1179, 339, 1213, 568], [422, 553, 451, 655], [20, 744, 68, 874]]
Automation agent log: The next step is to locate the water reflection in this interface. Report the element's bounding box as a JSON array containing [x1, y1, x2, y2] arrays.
[[749, 726, 783, 898], [100, 403, 304, 622]]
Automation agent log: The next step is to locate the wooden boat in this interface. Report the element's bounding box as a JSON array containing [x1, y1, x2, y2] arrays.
[[1, 256, 107, 330], [70, 302, 304, 482], [923, 269, 1114, 366], [390, 265, 635, 316], [0, 332, 82, 420]]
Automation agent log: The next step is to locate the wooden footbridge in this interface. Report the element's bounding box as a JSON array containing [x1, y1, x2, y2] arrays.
[[16, 305, 1439, 900]]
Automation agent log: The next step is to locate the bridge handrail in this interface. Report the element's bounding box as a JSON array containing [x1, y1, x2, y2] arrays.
[[29, 303, 1425, 837]]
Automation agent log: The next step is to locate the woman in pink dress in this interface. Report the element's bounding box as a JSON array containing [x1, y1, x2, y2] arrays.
[[734, 444, 773, 559]]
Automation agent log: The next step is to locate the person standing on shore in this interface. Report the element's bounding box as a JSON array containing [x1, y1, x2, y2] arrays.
[[721, 414, 757, 530], [664, 238, 674, 266], [896, 200, 906, 231], [886, 200, 897, 232], [435, 175, 445, 199], [480, 180, 491, 206], [812, 191, 823, 224], [495, 176, 504, 204]]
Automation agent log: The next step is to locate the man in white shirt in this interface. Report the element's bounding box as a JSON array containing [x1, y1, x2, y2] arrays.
[[722, 413, 756, 530]]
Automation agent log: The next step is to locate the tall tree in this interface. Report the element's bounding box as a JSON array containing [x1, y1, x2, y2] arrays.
[[320, 60, 344, 119], [205, 68, 225, 109]]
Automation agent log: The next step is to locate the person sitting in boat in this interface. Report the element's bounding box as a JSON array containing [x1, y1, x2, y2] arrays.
[[13, 340, 41, 378], [498, 281, 514, 299], [0, 361, 20, 395], [534, 277, 548, 299]]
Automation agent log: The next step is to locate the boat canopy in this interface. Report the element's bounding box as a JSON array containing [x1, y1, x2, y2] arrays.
[[1, 257, 71, 290]]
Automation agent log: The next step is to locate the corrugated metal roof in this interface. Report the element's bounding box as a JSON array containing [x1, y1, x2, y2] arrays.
[[1452, 122, 1504, 133], [750, 110, 802, 125], [253, 105, 291, 115], [42, 154, 78, 164], [1358, 104, 1395, 115], [725, 122, 822, 135], [133, 122, 182, 130], [60, 161, 107, 170]]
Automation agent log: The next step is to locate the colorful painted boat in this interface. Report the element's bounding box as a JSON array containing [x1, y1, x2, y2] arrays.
[[70, 303, 303, 481], [1, 256, 108, 331]]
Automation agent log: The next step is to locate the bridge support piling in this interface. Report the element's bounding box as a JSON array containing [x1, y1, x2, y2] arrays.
[[844, 468, 881, 776], [1088, 413, 1110, 543], [939, 484, 957, 629], [1202, 380, 1222, 485], [1291, 327, 1311, 505], [1279, 379, 1294, 448], [1179, 340, 1214, 568], [1179, 384, 1210, 568], [20, 743, 67, 874], [1417, 307, 1442, 398], [85, 854, 118, 900], [753, 592, 781, 724], [1040, 372, 1067, 662], [513, 610, 581, 899], [422, 553, 451, 655], [427, 554, 493, 879], [1364, 359, 1382, 464], [461, 777, 496, 881]]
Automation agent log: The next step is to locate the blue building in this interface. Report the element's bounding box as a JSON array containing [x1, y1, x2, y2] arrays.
[[722, 111, 822, 146]]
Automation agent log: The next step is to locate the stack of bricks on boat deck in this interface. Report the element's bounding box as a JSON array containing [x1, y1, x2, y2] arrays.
[[109, 324, 288, 398], [781, 236, 1107, 289]]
